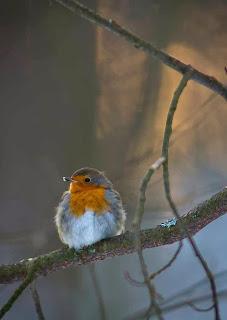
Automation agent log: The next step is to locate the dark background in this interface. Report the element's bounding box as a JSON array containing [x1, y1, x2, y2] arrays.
[[1, 1, 227, 319]]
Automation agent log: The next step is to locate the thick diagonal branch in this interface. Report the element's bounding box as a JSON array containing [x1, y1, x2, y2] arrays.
[[0, 188, 227, 285], [54, 0, 227, 101]]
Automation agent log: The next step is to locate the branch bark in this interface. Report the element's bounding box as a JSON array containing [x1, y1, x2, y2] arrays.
[[161, 70, 220, 319], [54, 0, 227, 101], [30, 282, 46, 320], [1, 188, 227, 285], [132, 157, 166, 320]]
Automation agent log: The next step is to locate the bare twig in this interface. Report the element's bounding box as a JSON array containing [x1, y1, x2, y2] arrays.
[[123, 271, 144, 288], [188, 301, 214, 312], [136, 239, 164, 320], [161, 70, 220, 319], [132, 157, 166, 229], [149, 240, 183, 281], [161, 292, 226, 316], [124, 240, 182, 290], [89, 265, 107, 320], [164, 269, 227, 306], [125, 159, 181, 295], [126, 290, 227, 320], [30, 282, 46, 320], [53, 0, 227, 100], [132, 157, 165, 320]]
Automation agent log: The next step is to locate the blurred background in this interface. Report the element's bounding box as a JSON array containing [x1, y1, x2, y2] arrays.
[[1, 0, 227, 319]]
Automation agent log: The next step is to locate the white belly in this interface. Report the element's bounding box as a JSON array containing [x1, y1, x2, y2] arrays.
[[55, 209, 119, 250]]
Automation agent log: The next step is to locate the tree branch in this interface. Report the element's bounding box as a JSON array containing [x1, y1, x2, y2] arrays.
[[89, 265, 107, 320], [132, 157, 165, 230], [149, 240, 183, 281], [30, 282, 46, 320], [131, 157, 166, 319], [126, 290, 227, 320], [54, 0, 227, 101], [161, 70, 220, 319], [0, 188, 227, 285], [0, 266, 36, 319]]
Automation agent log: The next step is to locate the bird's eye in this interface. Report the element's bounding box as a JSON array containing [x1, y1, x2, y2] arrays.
[[84, 177, 91, 183]]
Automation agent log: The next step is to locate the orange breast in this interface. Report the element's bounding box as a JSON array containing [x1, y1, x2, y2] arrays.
[[69, 187, 109, 217]]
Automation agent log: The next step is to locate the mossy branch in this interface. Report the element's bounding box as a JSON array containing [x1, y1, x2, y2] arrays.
[[0, 188, 227, 285], [54, 0, 227, 101]]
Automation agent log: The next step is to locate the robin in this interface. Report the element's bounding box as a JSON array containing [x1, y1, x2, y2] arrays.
[[55, 167, 126, 250]]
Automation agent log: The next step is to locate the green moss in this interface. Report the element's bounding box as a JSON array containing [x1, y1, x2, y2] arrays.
[[1, 188, 227, 284]]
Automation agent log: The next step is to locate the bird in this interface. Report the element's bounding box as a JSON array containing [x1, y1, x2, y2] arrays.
[[55, 167, 126, 250]]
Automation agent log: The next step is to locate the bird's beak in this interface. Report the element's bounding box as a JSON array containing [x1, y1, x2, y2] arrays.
[[62, 176, 73, 182]]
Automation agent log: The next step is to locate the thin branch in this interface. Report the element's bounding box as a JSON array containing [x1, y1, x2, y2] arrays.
[[0, 188, 227, 285], [132, 157, 165, 320], [132, 157, 165, 229], [53, 0, 227, 101], [30, 282, 46, 320], [126, 290, 227, 320], [188, 301, 214, 312], [136, 240, 164, 320], [161, 292, 226, 316], [125, 159, 180, 293], [163, 269, 227, 307], [123, 271, 144, 288], [161, 70, 220, 319], [0, 266, 36, 319], [149, 240, 183, 281], [123, 235, 183, 315], [89, 265, 107, 320]]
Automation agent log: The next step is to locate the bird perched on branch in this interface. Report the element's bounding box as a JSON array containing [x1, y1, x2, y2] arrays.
[[55, 167, 126, 250]]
